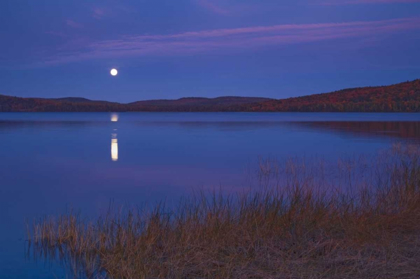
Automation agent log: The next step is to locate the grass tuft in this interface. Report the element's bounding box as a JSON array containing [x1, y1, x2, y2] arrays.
[[28, 145, 420, 278]]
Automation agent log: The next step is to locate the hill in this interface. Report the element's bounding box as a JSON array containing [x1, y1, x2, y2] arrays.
[[0, 79, 419, 112], [0, 95, 124, 112], [51, 97, 95, 103], [247, 79, 420, 112], [128, 97, 272, 112]]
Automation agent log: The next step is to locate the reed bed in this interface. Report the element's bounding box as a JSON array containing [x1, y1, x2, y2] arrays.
[[28, 144, 420, 279]]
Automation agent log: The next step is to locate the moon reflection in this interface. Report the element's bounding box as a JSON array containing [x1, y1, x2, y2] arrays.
[[111, 113, 119, 122], [111, 134, 118, 162], [111, 113, 119, 162]]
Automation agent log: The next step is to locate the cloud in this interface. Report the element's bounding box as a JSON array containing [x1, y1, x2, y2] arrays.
[[43, 17, 420, 65], [320, 0, 420, 5], [196, 0, 229, 15], [92, 8, 106, 19], [65, 20, 83, 29]]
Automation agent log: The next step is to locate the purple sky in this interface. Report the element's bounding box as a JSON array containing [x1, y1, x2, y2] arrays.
[[1, 0, 419, 102]]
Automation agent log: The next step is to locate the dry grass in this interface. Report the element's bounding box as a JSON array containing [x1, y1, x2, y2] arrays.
[[28, 144, 420, 279]]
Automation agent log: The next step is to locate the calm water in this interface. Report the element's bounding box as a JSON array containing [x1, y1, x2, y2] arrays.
[[1, 112, 420, 278]]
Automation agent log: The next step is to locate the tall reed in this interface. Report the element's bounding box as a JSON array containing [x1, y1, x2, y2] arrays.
[[28, 144, 420, 278]]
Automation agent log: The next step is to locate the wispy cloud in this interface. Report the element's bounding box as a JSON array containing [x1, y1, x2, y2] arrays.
[[92, 8, 106, 19], [43, 18, 420, 65], [65, 19, 83, 29], [321, 0, 420, 5], [196, 0, 229, 15]]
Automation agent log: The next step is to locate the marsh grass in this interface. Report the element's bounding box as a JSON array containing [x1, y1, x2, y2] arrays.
[[28, 144, 420, 278]]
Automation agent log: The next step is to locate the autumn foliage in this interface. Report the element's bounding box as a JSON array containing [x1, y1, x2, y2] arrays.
[[249, 79, 420, 112], [1, 79, 419, 112]]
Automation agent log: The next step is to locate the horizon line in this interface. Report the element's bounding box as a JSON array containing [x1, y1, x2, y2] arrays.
[[1, 78, 418, 104]]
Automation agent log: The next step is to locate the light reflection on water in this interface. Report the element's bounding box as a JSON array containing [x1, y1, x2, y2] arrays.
[[111, 113, 119, 161], [111, 135, 118, 162], [110, 113, 119, 122]]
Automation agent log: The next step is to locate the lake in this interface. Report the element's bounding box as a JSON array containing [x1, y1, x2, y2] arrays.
[[1, 112, 420, 278]]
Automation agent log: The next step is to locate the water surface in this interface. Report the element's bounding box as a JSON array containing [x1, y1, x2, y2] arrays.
[[1, 112, 420, 278]]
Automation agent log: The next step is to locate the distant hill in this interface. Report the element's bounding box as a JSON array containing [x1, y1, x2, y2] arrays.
[[1, 79, 419, 112], [51, 97, 95, 103], [0, 95, 124, 112], [128, 97, 272, 112], [247, 79, 420, 112]]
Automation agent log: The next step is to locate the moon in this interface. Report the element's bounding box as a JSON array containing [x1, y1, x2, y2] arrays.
[[110, 69, 118, 76]]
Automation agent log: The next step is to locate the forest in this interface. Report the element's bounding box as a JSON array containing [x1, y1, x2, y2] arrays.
[[1, 79, 419, 112], [248, 79, 420, 112]]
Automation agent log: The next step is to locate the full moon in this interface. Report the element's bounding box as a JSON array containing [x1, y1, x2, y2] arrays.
[[110, 69, 118, 76]]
